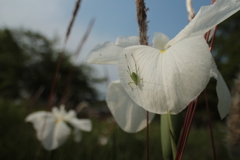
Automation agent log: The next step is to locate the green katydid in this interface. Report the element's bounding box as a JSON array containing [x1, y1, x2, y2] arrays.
[[125, 54, 144, 90]]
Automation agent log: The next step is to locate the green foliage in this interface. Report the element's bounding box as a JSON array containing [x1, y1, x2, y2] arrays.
[[0, 28, 103, 107], [0, 29, 28, 98], [0, 100, 230, 160], [196, 11, 240, 121], [161, 113, 183, 160], [213, 11, 240, 87]]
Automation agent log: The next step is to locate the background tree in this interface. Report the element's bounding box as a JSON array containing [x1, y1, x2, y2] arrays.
[[0, 28, 104, 108], [214, 11, 240, 87], [197, 11, 240, 121]]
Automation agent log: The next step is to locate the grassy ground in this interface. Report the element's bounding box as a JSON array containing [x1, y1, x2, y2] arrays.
[[0, 99, 231, 160]]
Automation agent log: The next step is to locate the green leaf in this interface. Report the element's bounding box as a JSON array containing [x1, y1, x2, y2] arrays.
[[161, 112, 183, 160]]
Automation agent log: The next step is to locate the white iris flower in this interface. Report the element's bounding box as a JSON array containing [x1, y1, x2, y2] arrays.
[[87, 37, 155, 133], [25, 105, 92, 150], [118, 0, 239, 118], [88, 0, 240, 120]]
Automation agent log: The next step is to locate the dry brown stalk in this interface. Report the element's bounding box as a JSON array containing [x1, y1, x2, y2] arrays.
[[65, 0, 82, 43], [135, 0, 149, 46], [227, 72, 240, 159], [47, 0, 82, 109], [59, 19, 95, 105]]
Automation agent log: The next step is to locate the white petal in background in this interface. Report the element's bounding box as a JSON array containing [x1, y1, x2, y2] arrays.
[[106, 80, 155, 133], [118, 36, 212, 114], [211, 62, 231, 119], [49, 121, 71, 150], [25, 111, 55, 141], [68, 118, 92, 132], [26, 112, 70, 151], [86, 36, 139, 65], [26, 106, 92, 150], [115, 36, 139, 47], [165, 0, 240, 48], [152, 32, 170, 50]]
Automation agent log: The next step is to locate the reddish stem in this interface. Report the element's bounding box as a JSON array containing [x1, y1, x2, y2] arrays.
[[176, 98, 199, 160], [176, 101, 194, 159], [146, 111, 150, 160], [204, 90, 217, 160]]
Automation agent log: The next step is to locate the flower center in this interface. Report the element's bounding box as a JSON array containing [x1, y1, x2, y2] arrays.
[[160, 50, 166, 53]]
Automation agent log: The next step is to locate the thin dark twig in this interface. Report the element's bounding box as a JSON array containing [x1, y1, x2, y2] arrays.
[[180, 98, 199, 159], [59, 19, 95, 105], [176, 101, 194, 159], [66, 0, 82, 42], [146, 111, 150, 160], [46, 0, 82, 110], [209, 26, 218, 52], [74, 18, 95, 58], [176, 98, 199, 160], [27, 86, 45, 113], [204, 90, 217, 160]]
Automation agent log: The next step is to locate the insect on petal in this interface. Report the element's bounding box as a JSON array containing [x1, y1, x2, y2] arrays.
[[118, 36, 212, 114]]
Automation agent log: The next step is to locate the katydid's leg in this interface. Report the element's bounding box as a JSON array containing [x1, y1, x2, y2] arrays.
[[140, 78, 144, 86], [128, 82, 135, 90]]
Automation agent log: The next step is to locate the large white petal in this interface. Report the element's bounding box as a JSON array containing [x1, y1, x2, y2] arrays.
[[86, 41, 123, 64], [46, 121, 71, 150], [118, 36, 212, 114], [106, 80, 155, 133], [165, 0, 240, 48], [211, 63, 231, 119], [68, 118, 92, 132], [25, 111, 52, 130], [64, 110, 76, 121], [86, 36, 139, 65], [152, 32, 170, 50], [38, 117, 56, 150], [115, 36, 139, 47], [25, 111, 55, 140]]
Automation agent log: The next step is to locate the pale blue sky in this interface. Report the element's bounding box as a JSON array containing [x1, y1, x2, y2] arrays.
[[0, 0, 211, 97]]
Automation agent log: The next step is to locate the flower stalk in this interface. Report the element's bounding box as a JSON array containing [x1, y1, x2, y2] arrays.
[[135, 0, 149, 46], [47, 0, 82, 109], [135, 0, 150, 159]]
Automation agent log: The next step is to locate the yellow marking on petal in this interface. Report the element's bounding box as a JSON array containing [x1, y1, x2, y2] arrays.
[[56, 118, 61, 124], [160, 50, 166, 53]]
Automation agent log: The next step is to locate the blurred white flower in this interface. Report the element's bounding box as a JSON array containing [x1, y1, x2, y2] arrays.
[[98, 135, 108, 146], [25, 105, 92, 151]]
